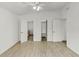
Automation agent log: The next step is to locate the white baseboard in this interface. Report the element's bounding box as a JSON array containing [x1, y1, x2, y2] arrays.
[[53, 40, 63, 42], [0, 40, 19, 55], [67, 44, 79, 55]]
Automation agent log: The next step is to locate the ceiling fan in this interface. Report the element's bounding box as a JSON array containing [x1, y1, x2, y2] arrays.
[[22, 2, 45, 11]]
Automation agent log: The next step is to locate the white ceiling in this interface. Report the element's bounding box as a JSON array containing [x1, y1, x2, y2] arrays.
[[0, 2, 68, 15]]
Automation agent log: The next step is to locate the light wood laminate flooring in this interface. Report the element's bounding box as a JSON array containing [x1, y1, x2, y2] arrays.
[[0, 41, 79, 57]]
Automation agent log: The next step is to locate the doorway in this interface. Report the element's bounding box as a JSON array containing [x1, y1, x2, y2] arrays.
[[27, 21, 33, 41], [41, 20, 47, 41]]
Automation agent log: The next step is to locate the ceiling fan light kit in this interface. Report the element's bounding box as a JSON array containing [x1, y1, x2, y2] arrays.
[[23, 2, 44, 11], [33, 6, 42, 11]]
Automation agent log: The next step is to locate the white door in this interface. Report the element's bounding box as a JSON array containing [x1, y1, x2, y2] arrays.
[[20, 20, 27, 43], [41, 20, 47, 37], [27, 21, 33, 34], [47, 19, 53, 41]]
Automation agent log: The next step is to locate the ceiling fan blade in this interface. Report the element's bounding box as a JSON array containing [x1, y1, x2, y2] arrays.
[[22, 2, 35, 6], [22, 2, 45, 6], [39, 4, 45, 7]]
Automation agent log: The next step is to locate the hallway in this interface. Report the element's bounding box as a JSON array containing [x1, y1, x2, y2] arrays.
[[0, 41, 79, 57]]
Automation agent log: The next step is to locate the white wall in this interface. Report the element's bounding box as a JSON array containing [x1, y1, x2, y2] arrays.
[[20, 11, 65, 42], [0, 8, 18, 55], [65, 3, 79, 55]]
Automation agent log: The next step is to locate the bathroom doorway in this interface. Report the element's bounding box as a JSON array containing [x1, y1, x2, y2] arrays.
[[27, 21, 33, 41], [41, 20, 47, 41]]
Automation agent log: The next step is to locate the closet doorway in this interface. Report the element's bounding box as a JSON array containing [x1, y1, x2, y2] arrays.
[[27, 21, 33, 41], [41, 20, 47, 41]]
